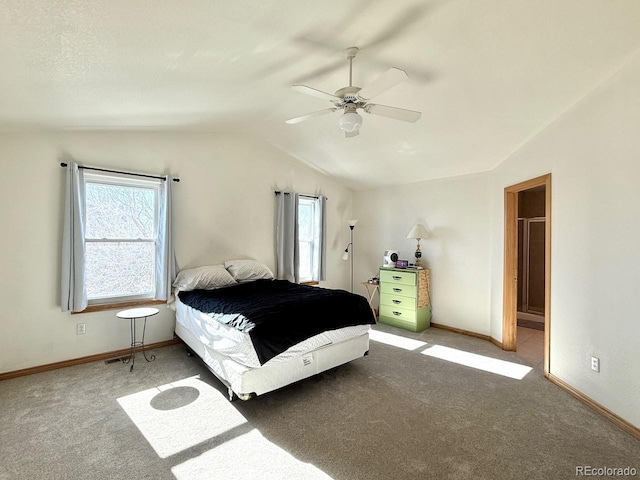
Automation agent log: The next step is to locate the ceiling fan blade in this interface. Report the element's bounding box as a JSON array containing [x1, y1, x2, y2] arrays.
[[364, 104, 422, 123], [291, 85, 340, 102], [365, 4, 432, 50], [286, 108, 337, 125], [345, 130, 359, 138], [293, 60, 344, 84], [357, 68, 408, 100]]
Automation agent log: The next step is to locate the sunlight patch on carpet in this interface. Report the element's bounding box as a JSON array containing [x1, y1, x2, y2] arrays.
[[171, 429, 334, 480], [421, 345, 532, 380], [369, 329, 427, 351], [117, 375, 247, 458]]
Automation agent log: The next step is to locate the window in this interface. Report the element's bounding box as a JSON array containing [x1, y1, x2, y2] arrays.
[[274, 191, 325, 285], [298, 196, 321, 283], [83, 172, 161, 304]]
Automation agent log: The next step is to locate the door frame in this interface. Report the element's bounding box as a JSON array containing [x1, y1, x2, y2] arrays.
[[502, 174, 551, 375]]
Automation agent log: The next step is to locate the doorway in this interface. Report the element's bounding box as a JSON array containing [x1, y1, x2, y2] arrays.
[[502, 174, 551, 375], [518, 189, 546, 327]]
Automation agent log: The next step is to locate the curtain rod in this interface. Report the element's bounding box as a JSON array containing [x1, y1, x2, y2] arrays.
[[60, 163, 180, 182], [274, 191, 327, 200]]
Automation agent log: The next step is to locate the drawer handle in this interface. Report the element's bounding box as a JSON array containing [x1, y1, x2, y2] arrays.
[[392, 276, 402, 280], [393, 311, 402, 316], [392, 300, 401, 304], [393, 288, 402, 293]]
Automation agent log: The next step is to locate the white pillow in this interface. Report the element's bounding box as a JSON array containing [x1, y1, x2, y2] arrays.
[[173, 264, 237, 292], [224, 259, 274, 283]]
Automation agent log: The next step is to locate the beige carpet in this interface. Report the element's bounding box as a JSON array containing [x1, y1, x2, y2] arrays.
[[0, 324, 638, 480]]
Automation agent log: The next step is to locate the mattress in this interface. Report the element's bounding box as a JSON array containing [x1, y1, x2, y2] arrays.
[[175, 296, 370, 369], [178, 279, 376, 365]]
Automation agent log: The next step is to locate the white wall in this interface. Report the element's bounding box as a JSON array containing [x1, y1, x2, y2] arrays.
[[354, 53, 640, 429], [353, 172, 493, 334], [0, 131, 353, 373], [489, 54, 640, 427]]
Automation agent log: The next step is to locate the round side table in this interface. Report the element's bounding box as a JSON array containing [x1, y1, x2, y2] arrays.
[[116, 307, 159, 372]]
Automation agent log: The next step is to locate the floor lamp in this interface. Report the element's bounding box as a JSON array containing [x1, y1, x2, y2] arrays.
[[342, 220, 358, 292]]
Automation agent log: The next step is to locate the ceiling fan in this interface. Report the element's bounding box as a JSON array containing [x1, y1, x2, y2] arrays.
[[285, 47, 421, 138]]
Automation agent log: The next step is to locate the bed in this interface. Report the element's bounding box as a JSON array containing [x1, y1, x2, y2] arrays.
[[172, 260, 376, 401]]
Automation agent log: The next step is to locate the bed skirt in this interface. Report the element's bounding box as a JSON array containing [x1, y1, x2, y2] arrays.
[[175, 321, 369, 400]]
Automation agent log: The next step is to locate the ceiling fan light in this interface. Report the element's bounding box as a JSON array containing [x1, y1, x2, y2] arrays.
[[339, 111, 363, 132]]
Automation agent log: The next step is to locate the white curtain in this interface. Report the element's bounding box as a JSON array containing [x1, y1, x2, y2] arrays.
[[275, 192, 299, 283], [60, 162, 88, 312], [155, 176, 177, 300], [318, 195, 327, 281]]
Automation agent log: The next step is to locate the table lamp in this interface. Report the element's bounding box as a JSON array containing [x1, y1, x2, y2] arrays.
[[406, 224, 429, 269]]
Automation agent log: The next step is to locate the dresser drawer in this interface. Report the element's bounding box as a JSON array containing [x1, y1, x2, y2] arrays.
[[380, 292, 416, 311], [379, 269, 416, 287], [379, 304, 418, 323], [380, 283, 417, 298], [379, 305, 419, 331]]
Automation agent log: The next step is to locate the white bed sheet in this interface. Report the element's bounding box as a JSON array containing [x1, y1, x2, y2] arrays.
[[175, 296, 370, 368]]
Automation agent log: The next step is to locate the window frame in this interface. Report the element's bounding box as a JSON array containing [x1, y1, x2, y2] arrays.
[[82, 172, 161, 307], [297, 195, 322, 283]]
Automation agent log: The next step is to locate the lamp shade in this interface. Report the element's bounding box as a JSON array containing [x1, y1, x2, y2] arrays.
[[349, 219, 358, 227], [407, 224, 429, 240]]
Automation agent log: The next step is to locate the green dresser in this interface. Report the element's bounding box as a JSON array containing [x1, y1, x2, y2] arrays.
[[378, 267, 431, 332]]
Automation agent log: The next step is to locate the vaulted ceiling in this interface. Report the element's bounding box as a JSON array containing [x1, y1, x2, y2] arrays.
[[2, 1, 640, 189]]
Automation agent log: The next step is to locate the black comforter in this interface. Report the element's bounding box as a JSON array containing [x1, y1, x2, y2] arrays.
[[178, 279, 376, 365]]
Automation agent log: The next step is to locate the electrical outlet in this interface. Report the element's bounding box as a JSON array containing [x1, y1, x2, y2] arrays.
[[591, 356, 600, 372], [76, 323, 86, 335]]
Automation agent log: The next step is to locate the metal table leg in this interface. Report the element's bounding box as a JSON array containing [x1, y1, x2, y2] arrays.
[[122, 315, 156, 372]]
